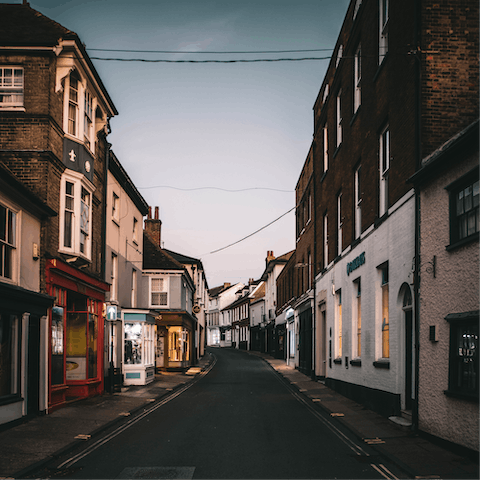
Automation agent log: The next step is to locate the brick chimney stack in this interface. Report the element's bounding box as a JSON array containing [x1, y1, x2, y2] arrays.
[[223, 282, 231, 289], [266, 250, 275, 266], [145, 205, 162, 247]]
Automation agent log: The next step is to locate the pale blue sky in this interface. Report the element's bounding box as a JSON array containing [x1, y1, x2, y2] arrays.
[[13, 0, 350, 287]]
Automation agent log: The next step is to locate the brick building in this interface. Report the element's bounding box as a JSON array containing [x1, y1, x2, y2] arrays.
[[0, 3, 117, 410], [292, 0, 478, 432]]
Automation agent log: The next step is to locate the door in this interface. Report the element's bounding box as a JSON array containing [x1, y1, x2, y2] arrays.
[[299, 309, 313, 377], [27, 315, 40, 416], [405, 309, 413, 410]]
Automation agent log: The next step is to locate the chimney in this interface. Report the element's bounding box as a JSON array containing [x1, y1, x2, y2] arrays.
[[266, 250, 275, 266], [145, 205, 162, 247], [248, 278, 254, 285], [223, 282, 231, 289]]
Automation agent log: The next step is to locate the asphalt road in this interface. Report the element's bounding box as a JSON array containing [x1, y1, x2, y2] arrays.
[[32, 348, 405, 479]]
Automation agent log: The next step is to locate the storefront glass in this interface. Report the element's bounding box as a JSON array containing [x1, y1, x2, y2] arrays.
[[124, 322, 142, 364], [168, 327, 189, 362], [51, 306, 64, 385], [0, 312, 19, 397]]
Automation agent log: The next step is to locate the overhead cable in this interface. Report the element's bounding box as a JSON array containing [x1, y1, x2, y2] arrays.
[[89, 56, 332, 63], [87, 48, 334, 54], [137, 185, 293, 193]]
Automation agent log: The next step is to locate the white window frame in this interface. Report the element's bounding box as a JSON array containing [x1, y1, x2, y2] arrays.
[[323, 125, 328, 173], [150, 275, 169, 308], [354, 45, 362, 113], [0, 66, 24, 110], [379, 126, 390, 216], [323, 84, 329, 104], [354, 166, 362, 238], [337, 193, 343, 256], [353, 278, 361, 358], [110, 252, 118, 302], [0, 200, 18, 283], [336, 45, 343, 68], [336, 91, 342, 147], [353, 0, 362, 19], [323, 213, 328, 269], [58, 170, 94, 260], [379, 0, 389, 63]]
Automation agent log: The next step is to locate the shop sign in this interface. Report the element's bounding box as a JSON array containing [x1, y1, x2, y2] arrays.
[[347, 252, 365, 276]]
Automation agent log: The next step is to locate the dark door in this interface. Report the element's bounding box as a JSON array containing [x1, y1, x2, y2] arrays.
[[299, 309, 312, 376], [405, 309, 413, 410], [27, 315, 40, 416]]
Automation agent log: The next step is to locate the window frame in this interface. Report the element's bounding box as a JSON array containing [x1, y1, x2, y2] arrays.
[[0, 201, 18, 282], [323, 124, 329, 173], [0, 311, 21, 401], [354, 44, 362, 113], [0, 66, 24, 110], [379, 0, 389, 63], [446, 168, 479, 250], [150, 275, 169, 308], [58, 170, 95, 261], [323, 213, 328, 269], [354, 165, 362, 239], [445, 312, 479, 400], [336, 90, 343, 148], [337, 193, 343, 256], [379, 126, 390, 217]]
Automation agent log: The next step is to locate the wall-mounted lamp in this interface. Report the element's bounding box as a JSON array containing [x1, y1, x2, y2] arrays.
[[33, 243, 39, 261]]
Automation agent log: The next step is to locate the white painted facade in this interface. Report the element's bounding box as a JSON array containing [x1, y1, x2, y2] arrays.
[[315, 190, 416, 414]]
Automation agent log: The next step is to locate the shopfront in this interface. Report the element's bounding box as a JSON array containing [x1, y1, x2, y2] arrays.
[[46, 259, 108, 411], [155, 312, 196, 371], [123, 311, 155, 385]]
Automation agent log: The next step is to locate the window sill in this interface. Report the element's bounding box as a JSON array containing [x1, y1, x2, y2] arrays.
[[373, 360, 390, 369], [350, 358, 362, 367], [444, 389, 479, 403], [320, 171, 328, 183], [0, 106, 26, 112], [0, 394, 23, 407], [374, 212, 389, 228], [333, 357, 342, 365], [333, 144, 342, 159], [350, 108, 360, 126], [446, 232, 479, 252]]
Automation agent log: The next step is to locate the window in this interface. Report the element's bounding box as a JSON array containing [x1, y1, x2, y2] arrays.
[[353, 0, 362, 19], [336, 91, 342, 147], [0, 203, 16, 280], [336, 45, 343, 68], [354, 45, 362, 113], [0, 67, 24, 109], [323, 213, 328, 268], [0, 312, 20, 398], [354, 278, 362, 357], [131, 269, 137, 308], [133, 217, 139, 243], [84, 90, 93, 149], [446, 312, 478, 399], [337, 193, 343, 256], [112, 192, 119, 223], [379, 126, 390, 216], [323, 125, 328, 173], [447, 169, 479, 247], [68, 73, 79, 136], [323, 84, 329, 103], [380, 264, 389, 358], [355, 166, 362, 238], [59, 172, 94, 259], [124, 322, 142, 365], [151, 276, 168, 307], [336, 289, 342, 358], [379, 0, 389, 62], [111, 252, 118, 302], [308, 251, 312, 287]]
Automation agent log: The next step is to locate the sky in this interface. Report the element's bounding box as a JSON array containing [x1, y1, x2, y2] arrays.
[[12, 0, 350, 288]]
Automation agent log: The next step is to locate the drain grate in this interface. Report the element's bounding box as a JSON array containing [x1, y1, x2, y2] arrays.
[[117, 466, 195, 479]]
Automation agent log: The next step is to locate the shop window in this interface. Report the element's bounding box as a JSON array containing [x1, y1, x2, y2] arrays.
[[446, 169, 479, 249], [379, 126, 390, 217], [336, 289, 342, 358], [59, 172, 94, 260], [0, 202, 16, 280], [0, 67, 24, 109], [445, 313, 478, 399], [169, 327, 189, 362], [150, 276, 168, 308], [0, 312, 20, 399], [354, 278, 361, 357], [65, 293, 98, 380], [51, 286, 66, 385], [379, 264, 389, 358], [124, 322, 142, 365], [379, 0, 389, 63]]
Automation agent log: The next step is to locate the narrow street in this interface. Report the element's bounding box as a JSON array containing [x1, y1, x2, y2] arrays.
[[30, 348, 404, 480]]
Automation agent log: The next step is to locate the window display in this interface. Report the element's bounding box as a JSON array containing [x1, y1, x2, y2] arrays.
[[124, 322, 142, 364], [0, 312, 19, 398]]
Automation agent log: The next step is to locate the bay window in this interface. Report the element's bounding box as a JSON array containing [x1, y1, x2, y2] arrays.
[[0, 202, 16, 280], [59, 172, 94, 260]]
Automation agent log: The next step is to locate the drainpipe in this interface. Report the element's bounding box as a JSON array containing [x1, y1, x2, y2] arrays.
[[312, 142, 317, 380], [412, 0, 422, 434]]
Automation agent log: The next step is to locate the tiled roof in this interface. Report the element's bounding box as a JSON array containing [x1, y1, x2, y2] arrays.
[[0, 3, 75, 46], [163, 249, 202, 266], [143, 233, 185, 271]]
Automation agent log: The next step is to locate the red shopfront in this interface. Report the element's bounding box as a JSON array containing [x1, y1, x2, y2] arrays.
[[46, 259, 109, 411]]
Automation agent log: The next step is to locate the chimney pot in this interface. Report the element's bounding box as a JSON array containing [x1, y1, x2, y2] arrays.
[[155, 206, 159, 220], [148, 206, 152, 219]]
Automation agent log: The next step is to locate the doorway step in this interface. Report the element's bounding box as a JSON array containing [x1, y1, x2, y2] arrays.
[[388, 410, 412, 430]]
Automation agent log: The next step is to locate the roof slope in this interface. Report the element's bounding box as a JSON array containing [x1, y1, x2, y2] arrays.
[[163, 249, 202, 266], [143, 233, 185, 271]]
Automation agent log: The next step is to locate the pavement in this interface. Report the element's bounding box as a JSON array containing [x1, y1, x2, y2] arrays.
[[0, 348, 478, 480]]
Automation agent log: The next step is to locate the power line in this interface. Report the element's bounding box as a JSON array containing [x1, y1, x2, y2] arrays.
[[203, 207, 295, 256], [87, 48, 334, 54], [137, 185, 293, 193], [89, 56, 332, 63]]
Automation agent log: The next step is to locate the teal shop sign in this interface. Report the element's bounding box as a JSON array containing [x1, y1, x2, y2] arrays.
[[347, 252, 365, 276]]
